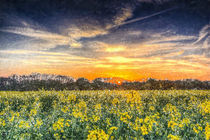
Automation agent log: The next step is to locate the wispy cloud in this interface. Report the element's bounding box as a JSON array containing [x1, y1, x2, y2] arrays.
[[192, 24, 209, 48], [0, 27, 70, 50], [64, 25, 108, 48], [0, 27, 67, 41], [167, 24, 210, 58], [112, 6, 133, 26], [112, 6, 178, 28], [0, 19, 110, 50]]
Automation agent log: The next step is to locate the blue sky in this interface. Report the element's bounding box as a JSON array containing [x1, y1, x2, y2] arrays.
[[0, 0, 209, 80]]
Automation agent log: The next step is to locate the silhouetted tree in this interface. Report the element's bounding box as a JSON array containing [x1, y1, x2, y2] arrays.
[[0, 76, 210, 91], [76, 78, 92, 90]]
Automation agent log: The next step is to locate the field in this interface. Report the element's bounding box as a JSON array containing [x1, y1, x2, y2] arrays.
[[0, 90, 209, 140]]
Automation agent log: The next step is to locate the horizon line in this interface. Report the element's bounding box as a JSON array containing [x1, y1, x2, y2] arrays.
[[1, 72, 210, 82]]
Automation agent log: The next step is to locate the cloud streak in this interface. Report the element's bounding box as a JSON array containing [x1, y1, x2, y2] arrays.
[[111, 7, 178, 28], [0, 27, 70, 49]]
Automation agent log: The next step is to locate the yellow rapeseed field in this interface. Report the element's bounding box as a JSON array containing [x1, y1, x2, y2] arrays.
[[0, 90, 209, 140]]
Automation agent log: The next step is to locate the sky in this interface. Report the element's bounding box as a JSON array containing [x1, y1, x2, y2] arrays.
[[0, 0, 209, 81]]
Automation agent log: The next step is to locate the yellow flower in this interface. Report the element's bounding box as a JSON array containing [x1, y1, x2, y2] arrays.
[[0, 111, 5, 116], [120, 112, 131, 124], [9, 115, 15, 123], [178, 123, 184, 128], [136, 117, 143, 124], [30, 109, 37, 116], [95, 104, 101, 110], [72, 100, 87, 121], [78, 100, 87, 108], [199, 101, 210, 115], [20, 133, 30, 140], [91, 115, 100, 122], [140, 124, 148, 135], [61, 106, 69, 113], [133, 117, 144, 131], [168, 120, 178, 131], [19, 120, 30, 129], [35, 118, 43, 129], [106, 118, 111, 126], [87, 129, 109, 140], [181, 118, 190, 126], [67, 94, 76, 102], [149, 106, 155, 111], [163, 104, 177, 114], [205, 123, 210, 140], [65, 120, 71, 127], [125, 91, 141, 105], [144, 116, 150, 123], [25, 122, 30, 128], [167, 134, 180, 140], [193, 124, 203, 134], [112, 98, 120, 105], [108, 126, 118, 134], [54, 133, 60, 139], [193, 127, 199, 134], [144, 116, 157, 132], [72, 108, 87, 121], [0, 118, 6, 126], [53, 118, 64, 131]]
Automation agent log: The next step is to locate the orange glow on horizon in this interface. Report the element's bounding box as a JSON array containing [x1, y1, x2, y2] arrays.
[[0, 50, 209, 81], [1, 66, 210, 81]]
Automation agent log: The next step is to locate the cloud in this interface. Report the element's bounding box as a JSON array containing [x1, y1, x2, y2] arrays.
[[58, 29, 198, 61], [0, 23, 108, 50], [0, 50, 68, 56], [86, 55, 210, 76], [192, 24, 209, 48], [0, 27, 67, 41], [112, 6, 133, 26], [0, 27, 70, 49], [167, 24, 210, 58], [112, 6, 178, 28], [64, 25, 108, 48], [0, 49, 97, 68]]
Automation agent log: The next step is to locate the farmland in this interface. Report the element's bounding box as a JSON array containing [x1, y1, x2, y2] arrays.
[[0, 90, 209, 140]]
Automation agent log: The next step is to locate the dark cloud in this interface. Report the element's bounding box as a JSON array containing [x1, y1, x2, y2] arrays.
[[1, 0, 209, 28], [0, 0, 136, 29]]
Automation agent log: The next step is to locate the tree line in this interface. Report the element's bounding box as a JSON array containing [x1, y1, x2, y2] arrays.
[[0, 77, 209, 91]]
